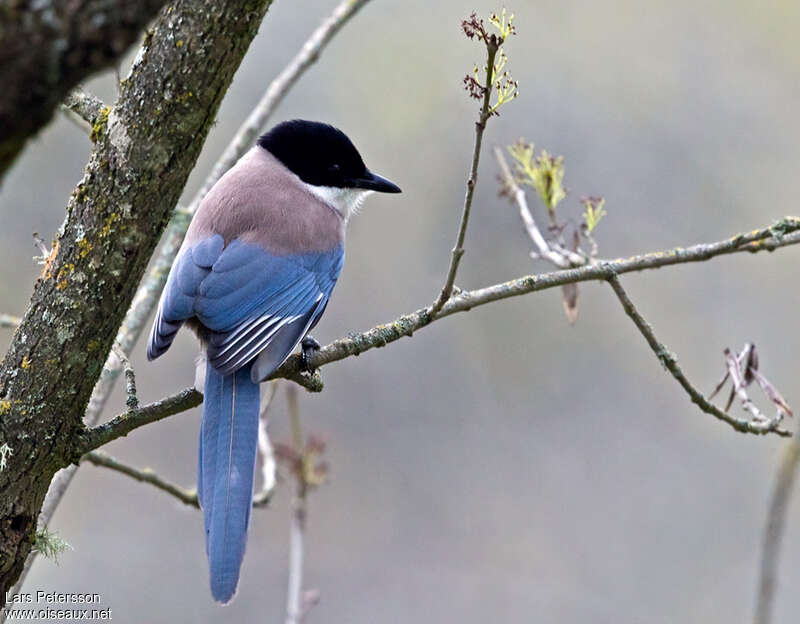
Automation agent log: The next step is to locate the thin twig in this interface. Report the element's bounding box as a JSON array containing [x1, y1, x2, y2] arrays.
[[112, 344, 138, 410], [83, 451, 200, 507], [82, 449, 274, 509], [755, 441, 800, 624], [495, 147, 583, 267], [606, 273, 788, 436], [431, 40, 499, 315], [285, 384, 307, 624]]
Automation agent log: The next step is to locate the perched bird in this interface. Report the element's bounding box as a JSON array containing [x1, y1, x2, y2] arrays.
[[147, 119, 400, 603]]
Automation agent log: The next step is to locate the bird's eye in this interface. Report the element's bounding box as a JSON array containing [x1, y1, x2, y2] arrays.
[[328, 163, 341, 172]]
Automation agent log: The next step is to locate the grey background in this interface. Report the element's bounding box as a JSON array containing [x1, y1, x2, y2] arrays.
[[3, 0, 800, 622]]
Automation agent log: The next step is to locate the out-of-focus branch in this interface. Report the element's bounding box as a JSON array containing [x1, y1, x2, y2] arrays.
[[0, 0, 171, 181], [708, 344, 793, 424], [285, 385, 305, 624], [267, 386, 327, 622], [431, 40, 499, 315], [0, 314, 20, 329], [606, 274, 788, 436], [194, 0, 374, 208], [258, 382, 279, 500], [755, 441, 800, 624]]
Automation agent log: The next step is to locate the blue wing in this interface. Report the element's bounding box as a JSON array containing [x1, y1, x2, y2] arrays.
[[148, 235, 343, 381]]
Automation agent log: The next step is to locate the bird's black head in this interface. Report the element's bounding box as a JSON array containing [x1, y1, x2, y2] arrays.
[[258, 120, 401, 193]]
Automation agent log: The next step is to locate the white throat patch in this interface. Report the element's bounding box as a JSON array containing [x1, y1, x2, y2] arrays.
[[303, 183, 373, 223]]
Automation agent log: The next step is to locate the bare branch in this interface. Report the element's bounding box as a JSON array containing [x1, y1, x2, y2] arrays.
[[76, 382, 281, 506], [606, 274, 788, 436], [63, 89, 106, 127], [83, 451, 199, 507], [112, 345, 138, 411], [81, 449, 274, 509], [273, 218, 800, 394], [77, 388, 203, 456], [431, 40, 498, 315], [81, 382, 277, 508], [755, 441, 800, 624]]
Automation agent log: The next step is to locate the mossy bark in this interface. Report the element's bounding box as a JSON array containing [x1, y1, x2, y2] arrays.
[[0, 0, 273, 597]]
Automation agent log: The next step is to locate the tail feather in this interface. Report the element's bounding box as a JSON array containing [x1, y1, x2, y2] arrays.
[[199, 361, 260, 603]]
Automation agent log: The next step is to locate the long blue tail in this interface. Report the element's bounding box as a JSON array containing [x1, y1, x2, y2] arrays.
[[198, 361, 260, 603]]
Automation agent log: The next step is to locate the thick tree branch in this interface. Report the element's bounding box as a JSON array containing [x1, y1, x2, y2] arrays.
[[606, 274, 788, 436], [0, 0, 170, 180], [0, 0, 274, 597], [755, 441, 800, 624]]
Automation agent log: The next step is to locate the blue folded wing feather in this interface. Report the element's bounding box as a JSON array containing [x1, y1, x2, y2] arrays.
[[147, 236, 343, 375]]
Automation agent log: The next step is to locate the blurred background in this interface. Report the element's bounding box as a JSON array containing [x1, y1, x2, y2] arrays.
[[3, 0, 800, 621]]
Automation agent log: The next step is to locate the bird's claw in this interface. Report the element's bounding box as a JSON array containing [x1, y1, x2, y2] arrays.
[[300, 335, 321, 373]]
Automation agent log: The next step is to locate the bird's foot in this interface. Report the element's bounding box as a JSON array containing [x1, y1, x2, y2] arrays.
[[300, 335, 321, 373]]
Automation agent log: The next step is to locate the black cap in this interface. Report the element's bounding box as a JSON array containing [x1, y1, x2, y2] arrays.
[[258, 120, 401, 193]]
